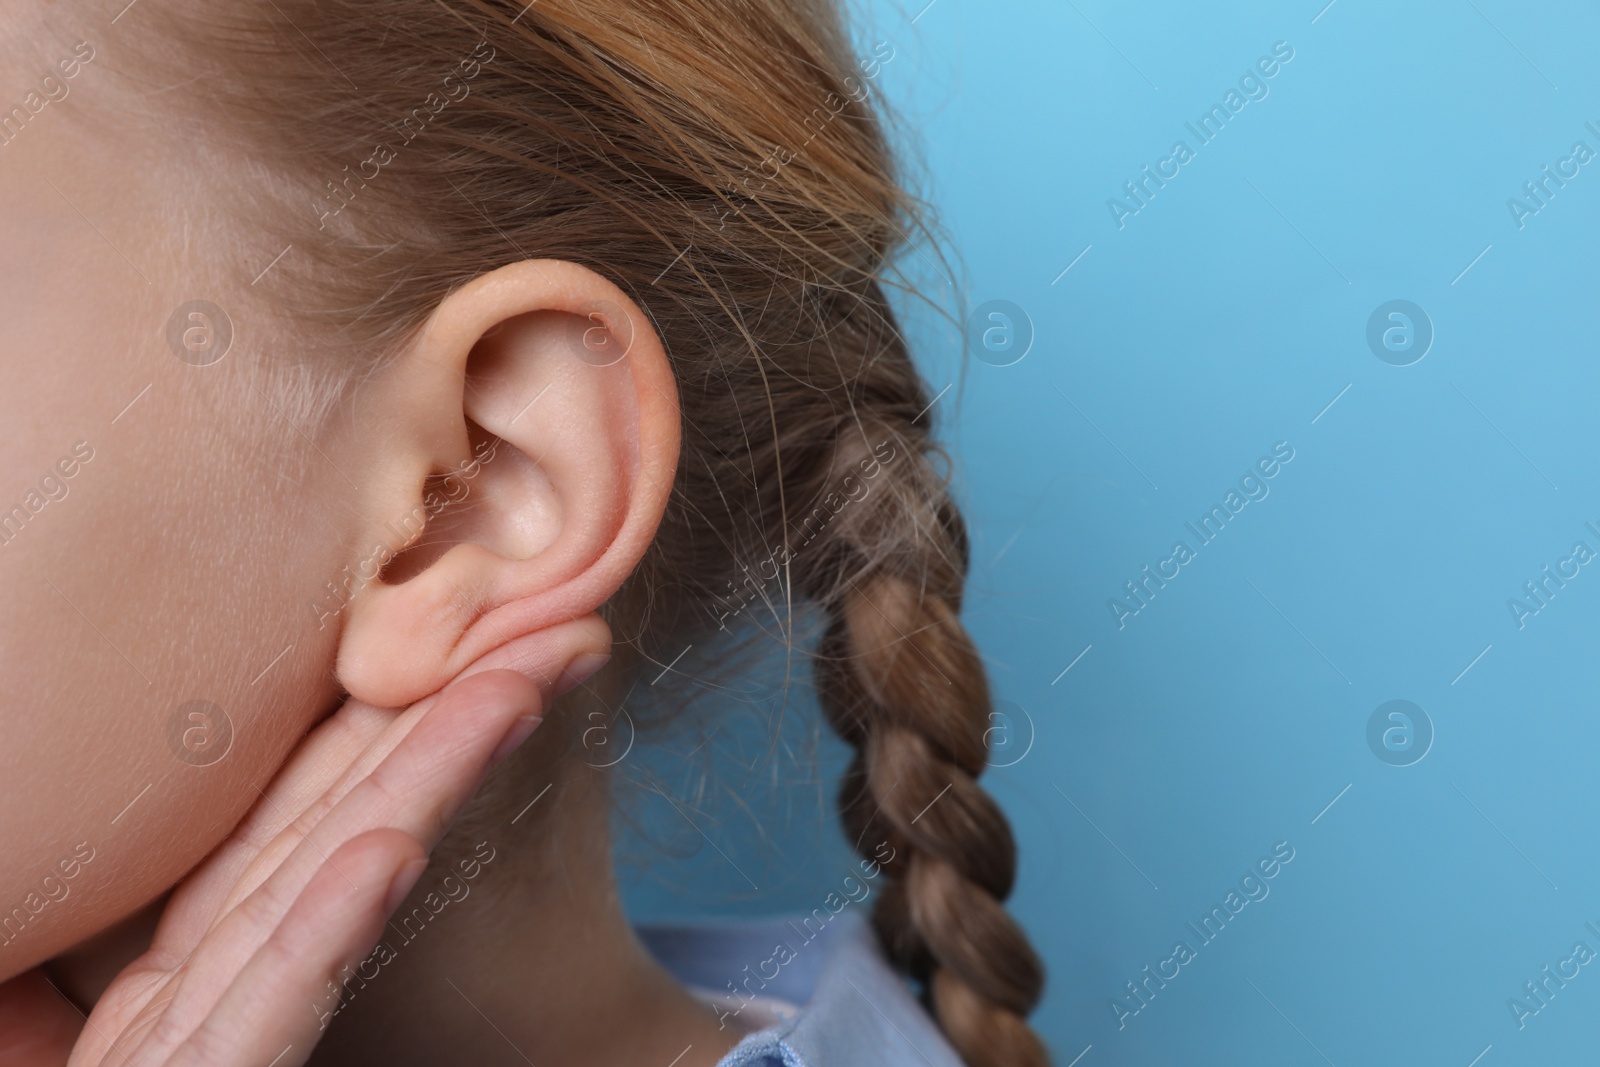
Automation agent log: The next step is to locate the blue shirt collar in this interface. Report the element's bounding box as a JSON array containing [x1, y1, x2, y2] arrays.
[[636, 912, 965, 1067]]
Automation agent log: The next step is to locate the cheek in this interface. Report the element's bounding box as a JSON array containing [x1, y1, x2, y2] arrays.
[[0, 380, 349, 979], [0, 46, 359, 978]]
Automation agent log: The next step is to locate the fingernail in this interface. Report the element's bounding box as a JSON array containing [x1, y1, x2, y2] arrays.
[[551, 652, 610, 700], [384, 856, 429, 913], [489, 713, 543, 768]]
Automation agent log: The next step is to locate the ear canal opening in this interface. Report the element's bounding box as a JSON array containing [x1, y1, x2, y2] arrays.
[[376, 420, 503, 587]]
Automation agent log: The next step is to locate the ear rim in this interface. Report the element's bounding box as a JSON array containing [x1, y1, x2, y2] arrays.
[[335, 259, 680, 709]]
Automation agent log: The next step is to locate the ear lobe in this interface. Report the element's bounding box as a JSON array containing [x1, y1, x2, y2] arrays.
[[336, 261, 680, 709]]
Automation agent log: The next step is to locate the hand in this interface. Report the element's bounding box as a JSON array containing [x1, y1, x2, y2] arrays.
[[1, 618, 608, 1067]]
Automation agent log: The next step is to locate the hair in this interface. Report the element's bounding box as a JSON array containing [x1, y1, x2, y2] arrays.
[[137, 0, 1048, 1061]]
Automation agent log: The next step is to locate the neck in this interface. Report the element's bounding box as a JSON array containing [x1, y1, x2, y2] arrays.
[[308, 713, 741, 1067]]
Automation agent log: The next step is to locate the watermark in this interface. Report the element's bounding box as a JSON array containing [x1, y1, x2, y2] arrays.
[[713, 41, 895, 229], [1112, 840, 1295, 1029], [309, 437, 501, 630], [167, 699, 234, 767], [0, 440, 96, 549], [710, 440, 898, 632], [312, 840, 497, 1030], [1365, 300, 1432, 366], [711, 841, 897, 1032], [166, 300, 234, 366], [561, 297, 634, 368], [964, 299, 1033, 367], [1507, 524, 1600, 630], [581, 703, 636, 768], [313, 41, 497, 230], [0, 842, 96, 947], [1365, 699, 1432, 767], [1507, 121, 1600, 230], [1107, 441, 1295, 629], [984, 699, 1035, 768], [1107, 41, 1295, 229], [1508, 922, 1600, 1030], [0, 41, 96, 148]]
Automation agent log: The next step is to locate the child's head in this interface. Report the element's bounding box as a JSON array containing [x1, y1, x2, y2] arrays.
[[0, 1, 1043, 1061]]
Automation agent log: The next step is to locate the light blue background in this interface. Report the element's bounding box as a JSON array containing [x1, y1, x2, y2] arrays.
[[621, 2, 1600, 1063]]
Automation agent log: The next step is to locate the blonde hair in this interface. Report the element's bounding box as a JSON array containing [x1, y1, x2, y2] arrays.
[[145, 1, 1049, 1061]]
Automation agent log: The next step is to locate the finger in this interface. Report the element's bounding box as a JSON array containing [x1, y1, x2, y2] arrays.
[[144, 615, 606, 967], [129, 667, 543, 1053], [209, 614, 609, 918], [164, 830, 425, 1067], [224, 666, 541, 916], [291, 611, 612, 836], [132, 704, 409, 971]]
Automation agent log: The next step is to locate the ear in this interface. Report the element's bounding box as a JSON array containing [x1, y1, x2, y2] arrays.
[[334, 260, 680, 709]]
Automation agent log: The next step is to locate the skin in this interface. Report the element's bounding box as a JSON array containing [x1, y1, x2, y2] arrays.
[[0, 6, 351, 979], [1, 4, 742, 1064]]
